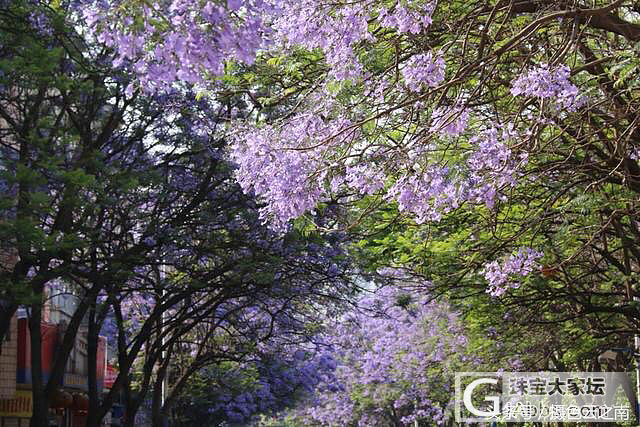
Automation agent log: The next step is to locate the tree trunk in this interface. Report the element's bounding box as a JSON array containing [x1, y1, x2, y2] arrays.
[[151, 357, 170, 427], [86, 304, 101, 427], [29, 301, 48, 427]]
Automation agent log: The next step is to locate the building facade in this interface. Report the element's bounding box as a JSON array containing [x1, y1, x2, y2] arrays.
[[0, 297, 109, 427]]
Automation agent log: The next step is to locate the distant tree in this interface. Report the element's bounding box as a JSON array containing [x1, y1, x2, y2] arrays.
[[277, 284, 468, 426]]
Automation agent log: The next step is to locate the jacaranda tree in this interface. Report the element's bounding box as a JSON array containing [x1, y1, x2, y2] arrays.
[[6, 0, 640, 425], [91, 0, 640, 339], [38, 0, 640, 424], [1, 2, 355, 427], [286, 284, 468, 426]]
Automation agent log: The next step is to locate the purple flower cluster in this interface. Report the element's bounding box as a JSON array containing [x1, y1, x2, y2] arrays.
[[273, 0, 437, 81], [88, 0, 439, 87], [429, 105, 469, 137], [83, 0, 589, 242], [293, 286, 467, 425], [274, 1, 373, 81], [382, 124, 527, 223], [378, 3, 436, 34], [467, 125, 525, 208], [230, 114, 533, 228], [230, 99, 358, 229], [84, 0, 274, 91], [27, 8, 53, 37], [401, 52, 446, 92], [511, 64, 585, 111], [344, 163, 386, 195], [206, 350, 339, 424], [386, 166, 461, 223], [483, 247, 544, 297], [230, 125, 324, 230]]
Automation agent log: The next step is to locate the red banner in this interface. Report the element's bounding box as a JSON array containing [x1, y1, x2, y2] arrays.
[[104, 364, 117, 390], [97, 336, 106, 392], [17, 318, 58, 384]]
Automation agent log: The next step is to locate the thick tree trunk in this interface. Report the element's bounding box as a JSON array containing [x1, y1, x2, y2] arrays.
[[86, 305, 100, 427], [150, 384, 165, 427], [29, 301, 48, 427], [151, 366, 166, 427], [151, 349, 175, 427]]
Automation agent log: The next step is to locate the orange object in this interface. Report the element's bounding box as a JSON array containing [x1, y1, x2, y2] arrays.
[[541, 265, 558, 278]]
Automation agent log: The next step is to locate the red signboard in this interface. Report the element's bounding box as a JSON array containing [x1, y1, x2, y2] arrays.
[[104, 364, 117, 390], [17, 318, 58, 384], [96, 336, 106, 392]]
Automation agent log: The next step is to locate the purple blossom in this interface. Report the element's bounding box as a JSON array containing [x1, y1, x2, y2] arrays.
[[293, 286, 468, 426], [466, 125, 526, 208], [230, 116, 332, 230], [378, 3, 436, 34], [511, 64, 585, 111], [28, 9, 53, 37], [85, 1, 442, 90], [229, 93, 360, 230], [85, 0, 273, 91], [344, 163, 385, 195], [430, 106, 469, 137], [274, 1, 372, 81], [386, 166, 462, 223], [401, 52, 445, 92], [483, 248, 544, 297]]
